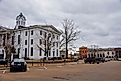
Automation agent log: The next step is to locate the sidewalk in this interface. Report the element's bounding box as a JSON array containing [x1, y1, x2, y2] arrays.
[[27, 60, 84, 68]]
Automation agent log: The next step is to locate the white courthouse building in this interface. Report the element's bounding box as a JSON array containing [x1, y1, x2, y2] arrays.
[[0, 26, 13, 60], [0, 13, 61, 60]]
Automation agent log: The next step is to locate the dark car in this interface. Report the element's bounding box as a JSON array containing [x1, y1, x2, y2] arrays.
[[84, 57, 95, 64], [100, 58, 105, 63], [10, 58, 27, 72], [0, 59, 8, 65], [94, 58, 101, 64], [84, 57, 101, 64]]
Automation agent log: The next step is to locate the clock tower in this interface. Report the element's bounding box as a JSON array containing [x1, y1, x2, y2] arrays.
[[15, 13, 26, 29]]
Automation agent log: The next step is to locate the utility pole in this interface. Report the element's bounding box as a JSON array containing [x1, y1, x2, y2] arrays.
[[90, 45, 98, 58], [65, 27, 68, 59]]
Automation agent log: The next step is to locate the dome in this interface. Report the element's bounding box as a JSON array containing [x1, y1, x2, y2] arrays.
[[16, 13, 26, 21], [15, 13, 26, 29]]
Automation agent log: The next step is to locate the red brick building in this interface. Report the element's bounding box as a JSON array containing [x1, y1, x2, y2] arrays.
[[79, 46, 88, 59]]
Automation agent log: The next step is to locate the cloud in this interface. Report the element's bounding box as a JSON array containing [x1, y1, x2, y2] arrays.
[[0, 0, 121, 47]]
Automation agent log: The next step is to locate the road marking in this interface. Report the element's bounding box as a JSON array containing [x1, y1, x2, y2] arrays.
[[43, 66, 47, 69]]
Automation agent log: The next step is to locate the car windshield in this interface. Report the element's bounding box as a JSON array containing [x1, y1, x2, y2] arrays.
[[13, 59, 25, 62]]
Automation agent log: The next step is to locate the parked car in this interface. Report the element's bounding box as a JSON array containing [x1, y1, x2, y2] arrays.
[[117, 57, 121, 61], [84, 57, 101, 64], [84, 57, 95, 64], [10, 58, 27, 72], [105, 57, 111, 62], [0, 59, 8, 65], [100, 58, 105, 63]]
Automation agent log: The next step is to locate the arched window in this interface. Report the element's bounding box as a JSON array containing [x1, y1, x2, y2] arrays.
[[97, 54, 99, 57], [100, 54, 102, 57], [103, 53, 105, 57], [112, 52, 114, 55]]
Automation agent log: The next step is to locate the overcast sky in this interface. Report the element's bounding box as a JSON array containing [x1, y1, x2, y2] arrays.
[[0, 0, 121, 48]]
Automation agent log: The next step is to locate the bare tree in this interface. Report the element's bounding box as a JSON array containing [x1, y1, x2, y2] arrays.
[[60, 19, 81, 59], [4, 32, 16, 62], [36, 31, 54, 60], [4, 45, 15, 61]]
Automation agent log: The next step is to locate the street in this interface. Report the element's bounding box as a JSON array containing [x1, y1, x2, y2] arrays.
[[0, 61, 121, 81]]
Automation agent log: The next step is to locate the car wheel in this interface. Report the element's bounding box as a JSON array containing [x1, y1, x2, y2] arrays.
[[92, 61, 95, 64], [89, 62, 91, 64], [97, 62, 99, 64]]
